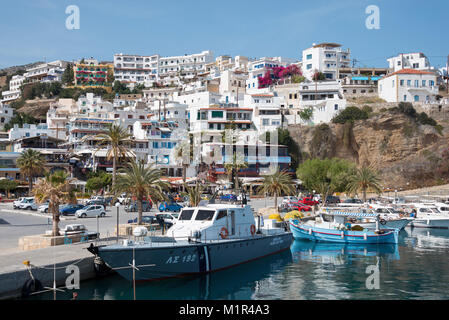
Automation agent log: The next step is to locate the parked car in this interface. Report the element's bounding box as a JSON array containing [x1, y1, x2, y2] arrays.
[[127, 215, 157, 224], [343, 198, 363, 204], [86, 199, 107, 206], [60, 204, 85, 216], [19, 198, 38, 210], [325, 195, 341, 204], [280, 203, 312, 212], [220, 194, 237, 202], [37, 200, 50, 213], [299, 197, 320, 206], [155, 212, 179, 228], [60, 224, 99, 240], [76, 205, 106, 218], [158, 202, 183, 212], [125, 200, 152, 213], [13, 197, 34, 209], [282, 196, 299, 204]]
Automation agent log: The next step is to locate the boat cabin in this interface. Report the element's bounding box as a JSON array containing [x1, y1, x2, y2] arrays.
[[166, 204, 259, 241]]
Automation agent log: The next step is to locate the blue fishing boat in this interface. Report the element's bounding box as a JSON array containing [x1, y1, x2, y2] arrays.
[[289, 211, 399, 244]]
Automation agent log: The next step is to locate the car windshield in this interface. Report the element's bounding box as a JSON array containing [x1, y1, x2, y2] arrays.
[[178, 209, 195, 220], [171, 213, 179, 219]]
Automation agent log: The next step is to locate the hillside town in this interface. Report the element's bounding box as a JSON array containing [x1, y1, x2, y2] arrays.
[[0, 43, 447, 197]]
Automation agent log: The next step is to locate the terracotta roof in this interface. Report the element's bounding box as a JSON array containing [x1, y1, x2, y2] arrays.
[[383, 69, 436, 79]]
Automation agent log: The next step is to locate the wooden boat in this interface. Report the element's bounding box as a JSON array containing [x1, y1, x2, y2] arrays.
[[289, 211, 399, 244]]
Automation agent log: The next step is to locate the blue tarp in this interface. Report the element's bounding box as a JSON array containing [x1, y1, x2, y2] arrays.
[[324, 211, 378, 218]]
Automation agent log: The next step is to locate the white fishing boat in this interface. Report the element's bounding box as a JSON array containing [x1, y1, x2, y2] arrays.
[[408, 203, 449, 229]]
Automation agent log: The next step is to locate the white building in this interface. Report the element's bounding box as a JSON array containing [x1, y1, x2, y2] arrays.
[[158, 50, 214, 81], [114, 53, 159, 86], [244, 92, 284, 133], [246, 57, 297, 92], [288, 80, 347, 124], [1, 75, 25, 103], [387, 53, 433, 73], [9, 123, 66, 141], [77, 93, 114, 117], [219, 70, 247, 95], [24, 60, 68, 83], [302, 43, 351, 81], [378, 69, 438, 103]]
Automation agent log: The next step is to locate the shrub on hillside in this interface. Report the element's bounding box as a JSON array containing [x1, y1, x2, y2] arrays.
[[332, 106, 369, 124]]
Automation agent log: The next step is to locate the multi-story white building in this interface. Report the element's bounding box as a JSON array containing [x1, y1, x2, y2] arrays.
[[77, 93, 114, 117], [1, 75, 25, 103], [113, 54, 159, 85], [158, 50, 214, 80], [288, 80, 347, 124], [9, 123, 66, 141], [219, 70, 248, 95], [302, 43, 351, 81], [378, 69, 438, 103], [387, 53, 433, 73], [244, 92, 284, 133], [246, 57, 297, 92], [24, 60, 68, 83]]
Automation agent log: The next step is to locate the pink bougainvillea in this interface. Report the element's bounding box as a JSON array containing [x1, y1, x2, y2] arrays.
[[257, 65, 302, 88]]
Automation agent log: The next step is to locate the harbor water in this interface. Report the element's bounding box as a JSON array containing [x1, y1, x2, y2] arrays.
[[27, 228, 449, 300]]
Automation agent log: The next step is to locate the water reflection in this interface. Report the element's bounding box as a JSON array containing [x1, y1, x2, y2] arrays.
[[290, 240, 400, 265], [29, 249, 293, 300], [403, 227, 449, 250]]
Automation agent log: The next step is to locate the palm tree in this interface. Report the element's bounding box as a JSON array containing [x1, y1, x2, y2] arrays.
[[17, 149, 46, 196], [33, 171, 77, 237], [185, 182, 205, 207], [114, 161, 169, 225], [224, 152, 248, 192], [258, 168, 295, 212], [93, 123, 133, 189], [347, 166, 382, 203]]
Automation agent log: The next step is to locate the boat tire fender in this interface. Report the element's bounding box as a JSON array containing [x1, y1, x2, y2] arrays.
[[21, 278, 44, 298], [380, 219, 387, 225], [219, 227, 229, 239], [250, 224, 256, 236]]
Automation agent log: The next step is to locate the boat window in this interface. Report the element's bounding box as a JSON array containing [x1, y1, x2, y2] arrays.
[[440, 207, 449, 212], [420, 208, 431, 213], [215, 210, 227, 220], [430, 208, 440, 213], [195, 210, 215, 221], [178, 209, 195, 220]]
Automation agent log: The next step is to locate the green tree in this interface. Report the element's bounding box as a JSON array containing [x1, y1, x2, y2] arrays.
[[296, 158, 356, 204], [16, 149, 46, 195], [0, 179, 18, 198], [114, 161, 169, 225], [92, 124, 133, 189], [299, 107, 314, 122], [347, 166, 382, 202], [185, 182, 205, 207], [258, 168, 295, 211], [86, 172, 112, 193], [62, 64, 74, 85], [33, 170, 77, 236], [332, 106, 369, 124]]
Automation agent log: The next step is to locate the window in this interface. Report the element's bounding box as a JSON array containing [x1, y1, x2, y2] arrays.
[[211, 111, 223, 118], [334, 104, 338, 110], [414, 95, 419, 102], [306, 54, 312, 60], [407, 80, 411, 87], [400, 80, 404, 86], [306, 64, 312, 70], [404, 95, 407, 101], [195, 210, 215, 221], [179, 209, 195, 220], [414, 80, 419, 87], [422, 80, 426, 87], [262, 119, 269, 125]]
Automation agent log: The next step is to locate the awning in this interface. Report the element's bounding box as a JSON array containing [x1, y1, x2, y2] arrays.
[[323, 211, 378, 218]]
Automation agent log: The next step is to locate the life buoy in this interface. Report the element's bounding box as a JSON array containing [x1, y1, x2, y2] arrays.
[[220, 227, 229, 239], [348, 218, 357, 223], [250, 224, 256, 236], [380, 219, 387, 225]]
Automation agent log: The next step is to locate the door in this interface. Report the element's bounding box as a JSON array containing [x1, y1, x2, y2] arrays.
[[230, 210, 236, 235]]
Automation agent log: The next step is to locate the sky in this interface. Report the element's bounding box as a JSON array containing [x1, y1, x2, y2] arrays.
[[0, 0, 448, 70]]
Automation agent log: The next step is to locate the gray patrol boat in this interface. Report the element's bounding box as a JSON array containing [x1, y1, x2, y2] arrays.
[[88, 204, 293, 281]]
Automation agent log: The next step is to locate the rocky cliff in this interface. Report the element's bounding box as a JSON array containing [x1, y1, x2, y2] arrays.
[[288, 109, 449, 190]]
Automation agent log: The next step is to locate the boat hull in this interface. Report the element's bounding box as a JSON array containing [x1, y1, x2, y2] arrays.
[[289, 220, 398, 244], [358, 218, 411, 231], [95, 233, 293, 281], [408, 218, 449, 229]]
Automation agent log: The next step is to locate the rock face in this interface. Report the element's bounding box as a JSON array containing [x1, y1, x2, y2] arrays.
[[289, 111, 449, 190]]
